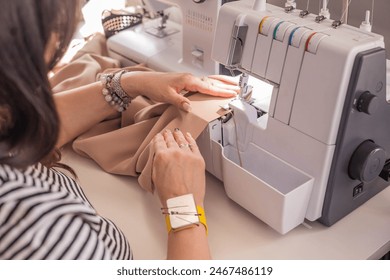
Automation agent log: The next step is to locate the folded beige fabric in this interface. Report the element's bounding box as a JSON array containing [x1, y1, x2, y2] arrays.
[[51, 34, 231, 192]]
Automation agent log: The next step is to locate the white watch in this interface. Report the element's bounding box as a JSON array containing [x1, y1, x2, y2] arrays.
[[166, 194, 199, 230]]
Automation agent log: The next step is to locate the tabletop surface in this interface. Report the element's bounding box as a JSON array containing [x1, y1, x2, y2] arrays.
[[61, 147, 390, 260]]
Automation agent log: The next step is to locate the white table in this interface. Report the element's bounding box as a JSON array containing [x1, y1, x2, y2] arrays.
[[61, 147, 390, 260]]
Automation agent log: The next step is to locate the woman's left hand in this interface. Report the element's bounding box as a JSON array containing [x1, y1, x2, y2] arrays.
[[121, 72, 239, 112]]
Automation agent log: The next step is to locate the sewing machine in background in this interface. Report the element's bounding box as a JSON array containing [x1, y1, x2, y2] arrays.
[[107, 0, 237, 76], [107, 0, 390, 234]]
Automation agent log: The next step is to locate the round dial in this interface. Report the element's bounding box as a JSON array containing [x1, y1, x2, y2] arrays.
[[348, 140, 386, 183], [356, 91, 378, 115]]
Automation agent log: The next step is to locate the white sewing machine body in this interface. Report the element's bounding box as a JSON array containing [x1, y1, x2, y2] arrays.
[[197, 0, 390, 234]]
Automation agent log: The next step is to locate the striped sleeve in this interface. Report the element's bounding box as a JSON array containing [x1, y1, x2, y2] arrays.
[[0, 164, 132, 260]]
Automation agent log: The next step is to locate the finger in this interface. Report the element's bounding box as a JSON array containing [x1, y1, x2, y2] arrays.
[[185, 132, 200, 154], [173, 128, 189, 148], [153, 133, 167, 150], [191, 77, 238, 97], [163, 129, 178, 148], [209, 79, 241, 92], [166, 88, 192, 112], [204, 87, 238, 97], [212, 81, 240, 92], [207, 75, 239, 85]]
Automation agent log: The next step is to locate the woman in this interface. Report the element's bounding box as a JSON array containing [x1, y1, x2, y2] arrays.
[[0, 0, 238, 259]]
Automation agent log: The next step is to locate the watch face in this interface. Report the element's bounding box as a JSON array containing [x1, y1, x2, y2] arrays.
[[167, 194, 199, 229]]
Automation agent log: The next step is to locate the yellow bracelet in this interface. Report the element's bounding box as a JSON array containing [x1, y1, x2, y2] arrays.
[[165, 205, 208, 235]]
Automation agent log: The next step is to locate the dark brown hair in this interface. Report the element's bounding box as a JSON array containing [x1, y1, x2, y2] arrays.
[[0, 0, 81, 168]]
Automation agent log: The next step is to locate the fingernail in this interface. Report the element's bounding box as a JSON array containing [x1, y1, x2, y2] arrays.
[[186, 132, 193, 138], [174, 128, 180, 132], [182, 102, 192, 112]]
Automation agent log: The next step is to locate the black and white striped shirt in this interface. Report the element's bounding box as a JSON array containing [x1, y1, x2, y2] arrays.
[[0, 163, 132, 260]]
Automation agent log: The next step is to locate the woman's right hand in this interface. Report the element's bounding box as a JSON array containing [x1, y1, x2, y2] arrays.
[[151, 129, 211, 260], [151, 129, 206, 208]]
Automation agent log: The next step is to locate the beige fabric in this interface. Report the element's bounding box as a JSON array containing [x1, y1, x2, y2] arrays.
[[52, 34, 231, 192]]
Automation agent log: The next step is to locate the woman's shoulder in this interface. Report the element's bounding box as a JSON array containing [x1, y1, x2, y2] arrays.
[[1, 162, 91, 204], [0, 163, 99, 231], [0, 163, 97, 217], [0, 163, 132, 260]]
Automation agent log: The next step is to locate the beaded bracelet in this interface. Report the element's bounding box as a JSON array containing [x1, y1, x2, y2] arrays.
[[99, 70, 131, 112]]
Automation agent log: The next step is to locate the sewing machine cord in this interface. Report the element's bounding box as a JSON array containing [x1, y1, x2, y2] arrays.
[[340, 0, 351, 23], [306, 0, 310, 11]]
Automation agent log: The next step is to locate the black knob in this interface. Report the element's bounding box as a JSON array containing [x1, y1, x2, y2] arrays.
[[348, 141, 386, 183], [356, 91, 378, 115]]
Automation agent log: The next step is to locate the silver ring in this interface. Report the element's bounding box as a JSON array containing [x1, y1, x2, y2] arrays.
[[179, 143, 189, 149]]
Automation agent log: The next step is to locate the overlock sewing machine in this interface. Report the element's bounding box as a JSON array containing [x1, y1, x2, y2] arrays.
[[107, 0, 390, 234]]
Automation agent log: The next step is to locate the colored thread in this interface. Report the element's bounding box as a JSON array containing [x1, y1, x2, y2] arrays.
[[273, 21, 285, 40], [259, 16, 270, 33], [289, 26, 301, 45], [305, 32, 317, 51]]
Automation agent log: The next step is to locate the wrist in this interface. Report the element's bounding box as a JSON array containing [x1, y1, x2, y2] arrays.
[[120, 72, 142, 98]]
